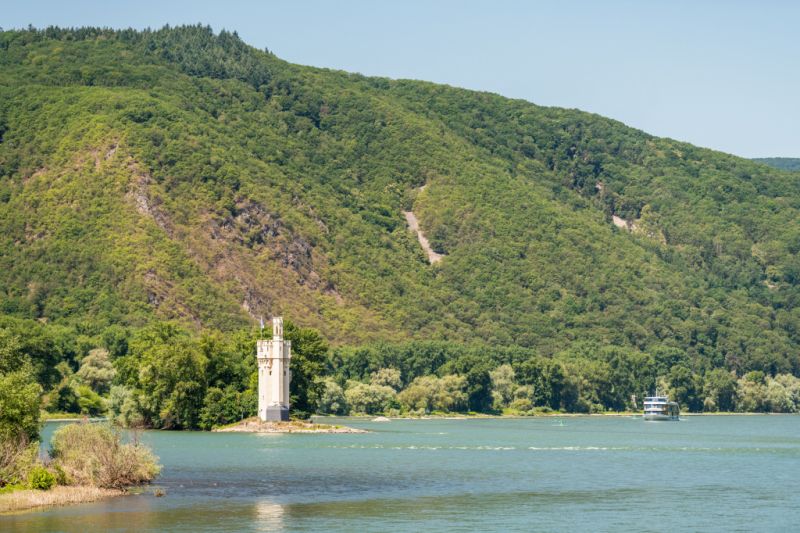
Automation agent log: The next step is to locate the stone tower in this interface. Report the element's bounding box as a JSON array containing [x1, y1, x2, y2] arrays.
[[257, 317, 292, 421]]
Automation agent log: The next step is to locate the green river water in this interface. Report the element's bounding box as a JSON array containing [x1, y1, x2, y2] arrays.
[[3, 416, 799, 532]]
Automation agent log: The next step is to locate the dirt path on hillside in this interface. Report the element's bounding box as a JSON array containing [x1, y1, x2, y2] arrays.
[[404, 210, 444, 264]]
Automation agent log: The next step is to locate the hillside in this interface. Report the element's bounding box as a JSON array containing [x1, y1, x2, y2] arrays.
[[1, 25, 799, 386], [753, 158, 800, 172]]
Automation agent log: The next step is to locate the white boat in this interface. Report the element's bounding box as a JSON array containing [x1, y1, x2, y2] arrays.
[[643, 395, 679, 421]]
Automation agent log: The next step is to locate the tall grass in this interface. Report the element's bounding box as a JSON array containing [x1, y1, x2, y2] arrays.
[[0, 485, 123, 512]]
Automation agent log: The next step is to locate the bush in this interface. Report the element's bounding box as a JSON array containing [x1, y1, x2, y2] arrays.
[[0, 435, 38, 487], [27, 466, 55, 490], [50, 422, 160, 489]]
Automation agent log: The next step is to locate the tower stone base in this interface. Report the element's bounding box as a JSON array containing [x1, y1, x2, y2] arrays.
[[266, 405, 289, 422]]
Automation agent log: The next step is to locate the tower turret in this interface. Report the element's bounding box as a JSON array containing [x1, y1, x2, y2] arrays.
[[257, 317, 292, 421]]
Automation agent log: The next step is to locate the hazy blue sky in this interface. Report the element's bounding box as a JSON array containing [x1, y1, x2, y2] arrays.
[[4, 1, 798, 157]]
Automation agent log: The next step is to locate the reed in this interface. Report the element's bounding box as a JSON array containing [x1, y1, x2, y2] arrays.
[[0, 485, 123, 513]]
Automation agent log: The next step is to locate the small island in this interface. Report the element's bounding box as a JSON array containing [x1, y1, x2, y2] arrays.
[[215, 417, 366, 434]]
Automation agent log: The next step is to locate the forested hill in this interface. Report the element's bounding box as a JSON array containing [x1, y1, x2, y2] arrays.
[[1, 25, 799, 382], [753, 158, 800, 172]]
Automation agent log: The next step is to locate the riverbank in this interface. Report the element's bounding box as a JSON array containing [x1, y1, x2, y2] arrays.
[[312, 410, 781, 422], [215, 417, 367, 433], [0, 486, 124, 514]]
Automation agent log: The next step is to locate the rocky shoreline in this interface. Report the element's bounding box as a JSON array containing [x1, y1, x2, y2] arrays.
[[214, 417, 367, 434]]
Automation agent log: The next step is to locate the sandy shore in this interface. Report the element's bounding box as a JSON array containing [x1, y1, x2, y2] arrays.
[[0, 486, 125, 513], [215, 417, 366, 433]]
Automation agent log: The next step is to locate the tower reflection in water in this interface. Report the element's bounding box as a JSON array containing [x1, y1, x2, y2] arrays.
[[254, 500, 285, 531]]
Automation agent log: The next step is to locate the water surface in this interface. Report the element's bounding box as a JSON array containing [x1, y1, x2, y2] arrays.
[[4, 416, 799, 532]]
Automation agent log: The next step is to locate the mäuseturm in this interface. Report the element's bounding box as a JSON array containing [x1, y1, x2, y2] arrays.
[[257, 317, 292, 421]]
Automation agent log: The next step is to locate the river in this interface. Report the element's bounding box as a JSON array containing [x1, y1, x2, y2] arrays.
[[3, 416, 799, 532]]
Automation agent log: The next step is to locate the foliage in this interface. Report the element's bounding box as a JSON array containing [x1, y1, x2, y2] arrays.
[[199, 386, 255, 430], [702, 368, 738, 412], [49, 423, 160, 489], [314, 378, 347, 415], [75, 385, 106, 416], [27, 466, 55, 491], [370, 368, 402, 390], [397, 375, 467, 413], [108, 386, 145, 428], [343, 381, 396, 415], [489, 364, 517, 409], [75, 349, 116, 394], [0, 25, 799, 420], [116, 323, 208, 429], [752, 158, 800, 172], [0, 436, 38, 488], [0, 367, 42, 442], [284, 322, 328, 417]]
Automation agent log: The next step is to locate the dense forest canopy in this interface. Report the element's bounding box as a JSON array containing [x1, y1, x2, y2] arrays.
[[752, 158, 800, 172], [1, 25, 800, 423]]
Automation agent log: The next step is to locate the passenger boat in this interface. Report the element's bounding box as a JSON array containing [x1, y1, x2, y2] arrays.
[[643, 394, 679, 421]]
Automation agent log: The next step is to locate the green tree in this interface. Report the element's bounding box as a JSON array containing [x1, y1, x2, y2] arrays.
[[666, 365, 703, 412], [315, 378, 348, 415], [108, 385, 145, 428], [0, 367, 42, 442], [199, 386, 253, 429], [703, 368, 738, 412], [75, 385, 106, 416], [285, 322, 328, 418], [125, 324, 208, 429], [76, 348, 116, 394], [344, 381, 396, 414], [370, 368, 402, 391], [736, 371, 768, 412], [489, 364, 516, 409]]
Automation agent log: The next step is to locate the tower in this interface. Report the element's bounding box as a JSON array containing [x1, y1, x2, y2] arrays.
[[257, 317, 292, 421]]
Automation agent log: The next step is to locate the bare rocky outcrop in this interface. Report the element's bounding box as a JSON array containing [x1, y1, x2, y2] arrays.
[[125, 161, 174, 236], [213, 199, 321, 289], [612, 214, 637, 231]]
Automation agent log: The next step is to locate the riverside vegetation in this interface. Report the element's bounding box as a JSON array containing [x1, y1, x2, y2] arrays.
[[0, 358, 159, 511], [0, 329, 158, 510], [1, 25, 800, 438]]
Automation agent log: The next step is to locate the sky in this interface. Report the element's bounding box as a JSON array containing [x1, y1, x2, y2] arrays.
[[3, 0, 798, 158]]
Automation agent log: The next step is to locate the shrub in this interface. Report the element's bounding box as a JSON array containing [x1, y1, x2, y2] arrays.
[[50, 423, 160, 489], [27, 466, 55, 490], [53, 464, 69, 485], [0, 435, 38, 487]]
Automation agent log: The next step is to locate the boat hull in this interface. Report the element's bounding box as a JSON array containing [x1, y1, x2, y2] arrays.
[[643, 413, 679, 421]]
